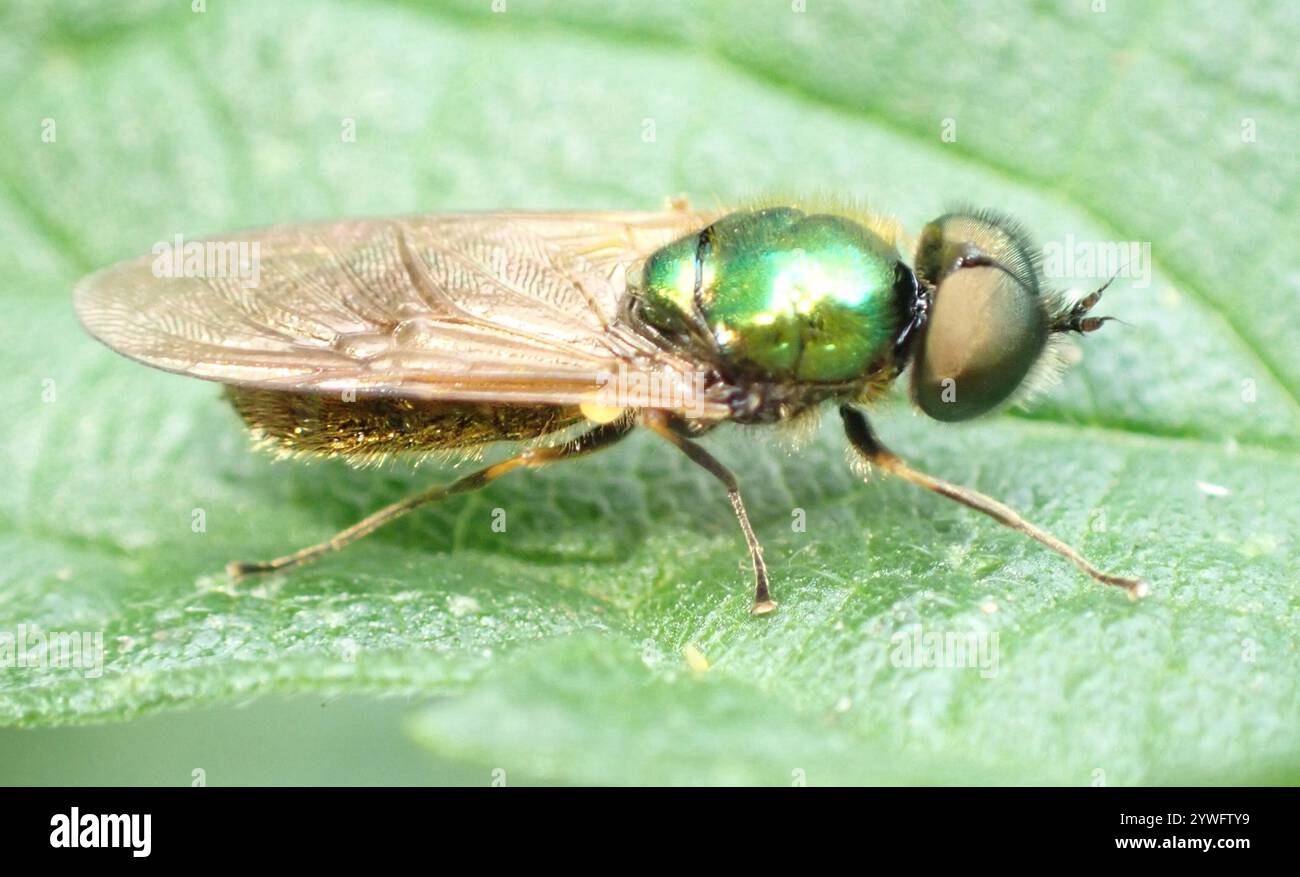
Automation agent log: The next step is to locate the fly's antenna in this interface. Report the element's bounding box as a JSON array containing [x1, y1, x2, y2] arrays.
[[1051, 269, 1123, 334]]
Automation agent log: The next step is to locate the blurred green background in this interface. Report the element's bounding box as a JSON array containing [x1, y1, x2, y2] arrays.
[[1, 0, 1297, 785]]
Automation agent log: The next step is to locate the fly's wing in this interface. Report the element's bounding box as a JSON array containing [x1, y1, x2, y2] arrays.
[[74, 211, 729, 417]]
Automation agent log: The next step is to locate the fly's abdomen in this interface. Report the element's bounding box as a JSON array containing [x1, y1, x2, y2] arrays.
[[226, 388, 584, 465], [635, 207, 913, 385]]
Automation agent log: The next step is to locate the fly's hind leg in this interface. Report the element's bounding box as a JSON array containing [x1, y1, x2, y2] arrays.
[[643, 410, 776, 616], [227, 420, 633, 580], [839, 405, 1147, 598]]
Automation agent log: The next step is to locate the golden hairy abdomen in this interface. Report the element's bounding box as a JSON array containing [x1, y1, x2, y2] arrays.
[[225, 388, 584, 466]]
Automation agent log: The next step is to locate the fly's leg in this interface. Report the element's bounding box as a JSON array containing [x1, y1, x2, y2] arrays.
[[227, 421, 633, 580], [839, 406, 1147, 599], [643, 410, 776, 616]]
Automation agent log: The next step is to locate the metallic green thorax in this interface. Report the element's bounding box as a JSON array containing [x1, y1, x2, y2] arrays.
[[635, 208, 907, 384]]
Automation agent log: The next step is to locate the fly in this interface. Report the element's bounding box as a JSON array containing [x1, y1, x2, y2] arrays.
[[74, 200, 1147, 615]]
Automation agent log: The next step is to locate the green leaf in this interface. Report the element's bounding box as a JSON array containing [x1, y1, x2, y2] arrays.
[[1, 0, 1296, 785]]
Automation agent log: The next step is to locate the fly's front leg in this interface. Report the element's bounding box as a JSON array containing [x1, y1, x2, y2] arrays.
[[839, 405, 1147, 599], [643, 410, 775, 616]]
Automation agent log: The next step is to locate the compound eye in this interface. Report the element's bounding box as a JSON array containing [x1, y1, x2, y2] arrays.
[[910, 213, 1049, 422]]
